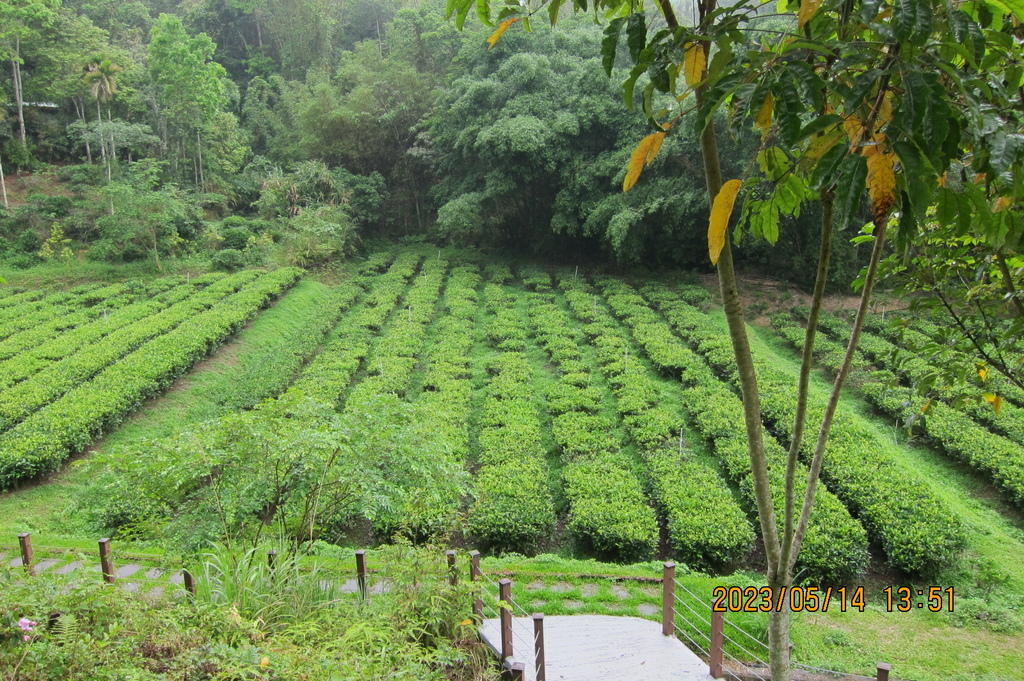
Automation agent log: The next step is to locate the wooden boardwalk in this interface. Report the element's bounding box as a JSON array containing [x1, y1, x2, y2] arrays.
[[479, 615, 716, 681]]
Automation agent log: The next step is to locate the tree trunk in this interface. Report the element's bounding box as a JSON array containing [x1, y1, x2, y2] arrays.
[[0, 152, 8, 208], [12, 39, 26, 151], [108, 107, 116, 170], [692, 0, 788, 677], [196, 131, 205, 191], [97, 100, 110, 182]]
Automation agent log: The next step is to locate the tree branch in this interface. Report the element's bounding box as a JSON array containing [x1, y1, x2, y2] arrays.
[[780, 185, 833, 572], [791, 214, 888, 567]]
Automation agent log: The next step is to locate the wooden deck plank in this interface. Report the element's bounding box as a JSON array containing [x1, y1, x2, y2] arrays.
[[479, 615, 715, 681]]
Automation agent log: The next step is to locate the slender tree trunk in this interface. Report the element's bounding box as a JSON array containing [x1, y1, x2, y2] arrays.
[[153, 230, 162, 272], [74, 98, 92, 164], [691, 0, 788, 676], [107, 107, 116, 179], [196, 132, 205, 191], [780, 187, 834, 571], [12, 39, 26, 150], [0, 152, 8, 208], [97, 100, 110, 182]]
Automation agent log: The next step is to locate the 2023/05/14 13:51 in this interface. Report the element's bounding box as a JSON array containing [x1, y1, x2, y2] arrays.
[[711, 586, 955, 613]]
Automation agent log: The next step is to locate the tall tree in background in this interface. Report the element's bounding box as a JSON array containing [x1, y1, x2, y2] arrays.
[[0, 0, 59, 152], [85, 58, 122, 180], [148, 13, 244, 191], [456, 0, 1023, 677]]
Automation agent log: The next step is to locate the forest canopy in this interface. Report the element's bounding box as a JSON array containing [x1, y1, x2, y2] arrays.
[[0, 0, 872, 288]]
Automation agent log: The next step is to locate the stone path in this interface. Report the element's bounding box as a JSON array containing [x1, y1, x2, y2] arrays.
[[479, 614, 716, 681]]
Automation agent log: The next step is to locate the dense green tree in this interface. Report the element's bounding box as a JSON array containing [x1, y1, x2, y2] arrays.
[[430, 19, 733, 263], [0, 0, 60, 151], [148, 13, 245, 191]]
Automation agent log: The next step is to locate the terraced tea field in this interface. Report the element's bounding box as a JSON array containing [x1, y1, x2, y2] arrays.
[[4, 248, 1024, 679], [5, 248, 1022, 592], [4, 246, 1019, 585]]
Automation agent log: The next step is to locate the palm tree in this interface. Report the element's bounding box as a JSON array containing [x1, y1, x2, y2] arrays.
[[84, 59, 122, 181]]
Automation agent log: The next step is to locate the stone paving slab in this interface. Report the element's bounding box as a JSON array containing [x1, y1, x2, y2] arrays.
[[479, 615, 716, 681]]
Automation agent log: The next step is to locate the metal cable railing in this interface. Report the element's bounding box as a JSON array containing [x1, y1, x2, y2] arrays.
[[467, 550, 545, 681], [662, 562, 893, 681]]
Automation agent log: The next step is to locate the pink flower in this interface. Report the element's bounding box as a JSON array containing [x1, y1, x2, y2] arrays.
[[23, 635, 29, 642], [17, 618, 36, 634]]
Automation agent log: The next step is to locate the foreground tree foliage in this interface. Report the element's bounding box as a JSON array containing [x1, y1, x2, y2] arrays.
[[454, 0, 1023, 676]]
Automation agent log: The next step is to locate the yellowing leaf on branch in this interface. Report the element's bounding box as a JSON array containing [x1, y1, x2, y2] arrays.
[[486, 18, 519, 49], [799, 125, 843, 170], [877, 91, 894, 128], [993, 196, 1012, 212], [755, 93, 774, 141], [867, 152, 897, 218], [708, 179, 743, 265], [843, 115, 863, 146], [921, 399, 933, 414], [798, 0, 823, 28], [978, 364, 989, 382], [682, 43, 706, 88], [622, 131, 667, 192], [984, 393, 1003, 415]]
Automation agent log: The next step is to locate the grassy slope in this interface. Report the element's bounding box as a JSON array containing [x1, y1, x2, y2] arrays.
[[0, 278, 334, 537]]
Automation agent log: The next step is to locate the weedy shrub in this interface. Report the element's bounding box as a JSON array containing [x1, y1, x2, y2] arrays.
[[0, 544, 498, 680]]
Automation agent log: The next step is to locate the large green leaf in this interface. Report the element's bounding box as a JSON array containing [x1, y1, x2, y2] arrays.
[[834, 154, 868, 230], [602, 17, 626, 77], [626, 13, 646, 63]]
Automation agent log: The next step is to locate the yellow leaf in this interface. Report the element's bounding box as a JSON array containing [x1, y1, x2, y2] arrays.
[[978, 364, 989, 382], [708, 179, 743, 265], [461, 619, 473, 626], [755, 93, 774, 141], [843, 115, 863, 148], [938, 173, 948, 188], [993, 196, 1012, 212], [877, 91, 894, 128], [798, 0, 823, 28], [921, 399, 932, 414], [260, 657, 270, 668], [646, 133, 666, 167], [623, 132, 666, 192], [486, 18, 519, 49], [682, 43, 706, 88], [867, 152, 897, 219], [799, 125, 843, 170], [984, 393, 1003, 416]]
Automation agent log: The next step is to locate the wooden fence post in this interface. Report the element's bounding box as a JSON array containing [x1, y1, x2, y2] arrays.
[[355, 550, 367, 599], [469, 550, 483, 621], [508, 661, 525, 680], [710, 607, 724, 679], [499, 578, 513, 660], [98, 538, 115, 584], [183, 569, 197, 596], [18, 533, 34, 576], [446, 550, 458, 586], [533, 613, 546, 681], [876, 662, 892, 681], [662, 562, 675, 636]]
